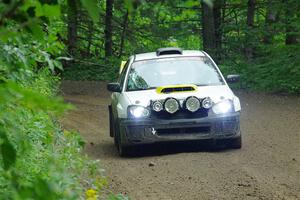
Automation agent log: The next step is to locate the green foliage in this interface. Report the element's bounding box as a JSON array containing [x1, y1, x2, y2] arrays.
[[63, 58, 120, 81], [220, 44, 300, 93], [63, 64, 119, 81], [63, 0, 299, 93], [0, 1, 129, 199], [0, 69, 105, 199], [80, 0, 100, 23], [217, 0, 300, 93], [107, 194, 131, 200], [0, 127, 16, 171]]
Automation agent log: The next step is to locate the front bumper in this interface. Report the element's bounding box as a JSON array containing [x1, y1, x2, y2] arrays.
[[119, 112, 241, 146]]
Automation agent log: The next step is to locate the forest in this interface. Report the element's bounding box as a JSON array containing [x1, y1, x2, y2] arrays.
[[0, 0, 299, 199], [63, 0, 300, 93]]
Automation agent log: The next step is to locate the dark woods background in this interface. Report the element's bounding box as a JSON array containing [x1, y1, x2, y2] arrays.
[[64, 0, 300, 93]]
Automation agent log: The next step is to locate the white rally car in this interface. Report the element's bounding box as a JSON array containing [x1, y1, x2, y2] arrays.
[[107, 48, 241, 156]]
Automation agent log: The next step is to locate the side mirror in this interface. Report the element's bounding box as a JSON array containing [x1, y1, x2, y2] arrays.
[[226, 74, 240, 83], [107, 82, 121, 92]]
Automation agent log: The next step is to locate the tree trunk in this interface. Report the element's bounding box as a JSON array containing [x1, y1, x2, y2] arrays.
[[201, 0, 216, 59], [245, 0, 256, 60], [104, 0, 114, 57], [67, 0, 78, 58], [86, 20, 93, 57], [263, 0, 278, 44], [213, 0, 224, 61], [285, 0, 299, 45], [119, 10, 129, 58], [246, 0, 255, 27]]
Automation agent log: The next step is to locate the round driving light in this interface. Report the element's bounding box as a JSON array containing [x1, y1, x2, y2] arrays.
[[152, 101, 163, 112], [185, 96, 200, 112], [202, 97, 213, 109], [164, 98, 179, 114]]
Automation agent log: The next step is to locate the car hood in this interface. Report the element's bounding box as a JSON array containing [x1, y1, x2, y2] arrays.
[[124, 85, 234, 107]]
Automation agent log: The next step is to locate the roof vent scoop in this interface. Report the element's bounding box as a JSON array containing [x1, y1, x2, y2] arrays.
[[156, 47, 183, 56]]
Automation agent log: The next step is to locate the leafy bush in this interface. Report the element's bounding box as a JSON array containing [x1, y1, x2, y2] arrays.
[[0, 50, 109, 199], [0, 1, 129, 199], [62, 57, 120, 81], [220, 44, 300, 94]]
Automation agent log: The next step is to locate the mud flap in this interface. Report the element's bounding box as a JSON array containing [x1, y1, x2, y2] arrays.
[[108, 105, 114, 137]]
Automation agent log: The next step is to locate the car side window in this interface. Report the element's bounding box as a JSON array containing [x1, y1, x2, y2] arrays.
[[118, 60, 130, 90]]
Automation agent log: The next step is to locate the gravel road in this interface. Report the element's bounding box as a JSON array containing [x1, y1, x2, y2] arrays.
[[61, 81, 300, 200]]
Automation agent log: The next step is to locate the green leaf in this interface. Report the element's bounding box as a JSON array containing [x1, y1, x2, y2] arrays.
[[32, 1, 44, 17], [53, 60, 63, 71], [35, 178, 55, 199], [22, 1, 60, 19], [42, 4, 61, 19], [184, 0, 200, 7], [107, 194, 130, 200], [0, 128, 16, 170], [42, 51, 54, 72], [124, 0, 134, 13], [0, 28, 18, 42], [80, 0, 99, 23], [28, 23, 44, 40]]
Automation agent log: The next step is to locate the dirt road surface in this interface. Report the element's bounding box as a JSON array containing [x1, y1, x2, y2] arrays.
[[61, 81, 300, 200]]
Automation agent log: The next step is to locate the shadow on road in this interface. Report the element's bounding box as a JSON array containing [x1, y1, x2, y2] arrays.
[[94, 140, 234, 158], [129, 141, 233, 158]]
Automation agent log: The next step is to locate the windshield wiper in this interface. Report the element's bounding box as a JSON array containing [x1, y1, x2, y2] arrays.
[[146, 87, 157, 90], [196, 84, 210, 86], [196, 83, 223, 86], [128, 87, 156, 92]]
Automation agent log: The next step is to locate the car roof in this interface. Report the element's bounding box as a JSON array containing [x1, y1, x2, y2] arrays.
[[134, 50, 206, 62]]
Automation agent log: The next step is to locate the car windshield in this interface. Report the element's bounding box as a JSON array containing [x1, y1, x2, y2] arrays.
[[126, 57, 224, 91]]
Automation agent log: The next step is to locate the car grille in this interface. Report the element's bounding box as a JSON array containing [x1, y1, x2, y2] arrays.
[[150, 108, 208, 120], [214, 119, 239, 136]]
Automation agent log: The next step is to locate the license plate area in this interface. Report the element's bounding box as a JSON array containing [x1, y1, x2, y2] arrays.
[[156, 126, 210, 136]]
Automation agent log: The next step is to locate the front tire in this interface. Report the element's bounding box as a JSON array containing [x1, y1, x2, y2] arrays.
[[117, 140, 131, 157], [114, 120, 131, 157], [113, 119, 119, 147], [108, 105, 114, 137], [116, 132, 131, 157], [228, 135, 242, 149]]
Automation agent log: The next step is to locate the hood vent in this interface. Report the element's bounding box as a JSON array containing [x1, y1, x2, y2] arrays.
[[156, 85, 197, 94]]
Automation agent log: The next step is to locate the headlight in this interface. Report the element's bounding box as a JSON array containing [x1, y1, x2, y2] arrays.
[[128, 106, 150, 118], [185, 96, 200, 112], [152, 100, 163, 112], [212, 100, 233, 114], [202, 97, 213, 109], [164, 98, 179, 114]]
